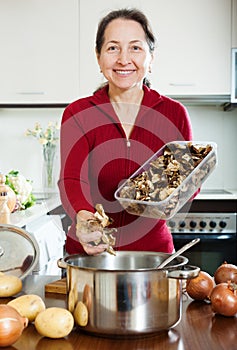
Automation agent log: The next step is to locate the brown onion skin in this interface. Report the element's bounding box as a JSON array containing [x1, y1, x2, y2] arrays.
[[214, 262, 237, 284], [210, 283, 237, 317], [186, 271, 215, 301], [0, 304, 28, 347]]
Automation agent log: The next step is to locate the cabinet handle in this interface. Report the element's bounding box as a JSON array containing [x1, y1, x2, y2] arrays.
[[17, 92, 45, 95], [169, 83, 195, 87]]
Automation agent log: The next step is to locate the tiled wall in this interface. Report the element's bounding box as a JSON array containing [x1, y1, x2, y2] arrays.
[[187, 105, 237, 190], [0, 104, 237, 191]]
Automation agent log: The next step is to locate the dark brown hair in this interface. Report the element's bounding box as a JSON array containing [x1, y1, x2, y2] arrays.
[[95, 8, 157, 88]]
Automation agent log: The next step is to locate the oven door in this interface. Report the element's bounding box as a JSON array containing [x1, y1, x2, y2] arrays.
[[172, 233, 237, 275]]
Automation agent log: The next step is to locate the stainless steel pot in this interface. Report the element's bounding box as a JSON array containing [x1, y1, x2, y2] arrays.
[[58, 251, 199, 337]]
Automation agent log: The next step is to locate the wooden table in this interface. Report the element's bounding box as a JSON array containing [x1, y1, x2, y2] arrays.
[[1, 275, 236, 350]]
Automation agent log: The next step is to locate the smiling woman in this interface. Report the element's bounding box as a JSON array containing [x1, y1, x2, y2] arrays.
[[96, 19, 153, 95], [58, 8, 194, 256]]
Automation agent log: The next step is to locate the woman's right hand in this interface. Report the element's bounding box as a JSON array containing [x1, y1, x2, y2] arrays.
[[76, 210, 109, 255]]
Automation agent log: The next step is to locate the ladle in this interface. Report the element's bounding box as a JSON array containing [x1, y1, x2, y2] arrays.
[[0, 255, 33, 273], [157, 238, 200, 269]]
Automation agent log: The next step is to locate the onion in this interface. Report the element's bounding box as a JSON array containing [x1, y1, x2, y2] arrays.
[[186, 270, 215, 301], [214, 262, 237, 284], [210, 282, 237, 317], [0, 304, 28, 347]]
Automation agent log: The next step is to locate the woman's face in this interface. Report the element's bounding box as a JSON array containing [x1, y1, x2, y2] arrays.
[[97, 18, 153, 92]]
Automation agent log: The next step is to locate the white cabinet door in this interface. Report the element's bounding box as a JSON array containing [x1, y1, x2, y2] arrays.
[[232, 0, 237, 47], [146, 0, 232, 95], [0, 0, 79, 104], [79, 0, 232, 96]]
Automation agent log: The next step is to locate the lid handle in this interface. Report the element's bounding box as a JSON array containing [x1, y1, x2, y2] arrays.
[[0, 246, 4, 257]]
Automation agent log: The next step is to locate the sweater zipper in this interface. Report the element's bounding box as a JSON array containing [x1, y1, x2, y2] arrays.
[[126, 138, 131, 174], [116, 137, 131, 251]]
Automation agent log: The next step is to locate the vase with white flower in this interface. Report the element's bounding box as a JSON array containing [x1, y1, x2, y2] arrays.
[[25, 122, 60, 191]]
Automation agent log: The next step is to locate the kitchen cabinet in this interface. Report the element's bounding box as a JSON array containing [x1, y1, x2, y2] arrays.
[[232, 0, 237, 47], [146, 0, 232, 96], [79, 0, 232, 97], [0, 0, 233, 104], [0, 0, 79, 104]]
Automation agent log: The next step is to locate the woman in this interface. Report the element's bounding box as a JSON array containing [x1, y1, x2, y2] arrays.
[[58, 8, 193, 255]]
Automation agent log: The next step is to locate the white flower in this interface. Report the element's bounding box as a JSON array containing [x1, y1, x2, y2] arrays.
[[8, 174, 32, 204], [6, 171, 35, 210], [25, 121, 59, 146]]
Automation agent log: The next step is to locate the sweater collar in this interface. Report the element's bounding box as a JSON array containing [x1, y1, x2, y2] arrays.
[[89, 85, 164, 126], [90, 84, 164, 109]]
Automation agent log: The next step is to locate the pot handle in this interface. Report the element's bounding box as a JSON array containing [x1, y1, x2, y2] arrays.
[[167, 265, 200, 279], [57, 258, 67, 269]]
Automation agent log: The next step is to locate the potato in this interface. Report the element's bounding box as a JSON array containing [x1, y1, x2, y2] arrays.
[[83, 284, 92, 312], [68, 285, 78, 313], [34, 307, 74, 338], [0, 274, 22, 297], [8, 294, 46, 322], [73, 301, 88, 327]]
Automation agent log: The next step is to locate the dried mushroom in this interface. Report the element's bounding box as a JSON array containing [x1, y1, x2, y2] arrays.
[[76, 204, 117, 255], [118, 142, 215, 218]]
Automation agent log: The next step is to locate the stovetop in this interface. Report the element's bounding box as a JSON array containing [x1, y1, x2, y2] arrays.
[[168, 212, 236, 233], [172, 189, 237, 232]]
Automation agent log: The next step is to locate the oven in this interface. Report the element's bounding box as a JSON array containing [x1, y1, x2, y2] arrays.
[[167, 191, 237, 275]]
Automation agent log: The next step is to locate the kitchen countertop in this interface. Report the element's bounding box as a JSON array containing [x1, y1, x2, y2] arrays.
[[9, 192, 61, 228], [1, 275, 236, 350], [196, 189, 237, 200], [6, 188, 237, 230]]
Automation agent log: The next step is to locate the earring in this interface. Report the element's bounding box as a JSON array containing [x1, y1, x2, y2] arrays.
[[149, 67, 152, 73]]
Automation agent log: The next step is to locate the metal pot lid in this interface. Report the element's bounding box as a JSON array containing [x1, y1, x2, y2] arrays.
[[0, 224, 39, 279]]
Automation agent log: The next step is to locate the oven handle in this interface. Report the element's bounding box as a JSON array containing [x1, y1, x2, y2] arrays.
[[172, 234, 236, 240]]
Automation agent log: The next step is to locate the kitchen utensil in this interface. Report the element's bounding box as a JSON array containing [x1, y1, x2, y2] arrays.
[[0, 224, 39, 279], [0, 255, 34, 274], [156, 238, 200, 269], [58, 251, 200, 337]]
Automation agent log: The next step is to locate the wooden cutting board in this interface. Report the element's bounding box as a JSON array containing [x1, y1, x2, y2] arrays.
[[45, 278, 67, 294]]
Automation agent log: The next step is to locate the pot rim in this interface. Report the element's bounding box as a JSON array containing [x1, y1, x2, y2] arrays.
[[59, 250, 189, 272]]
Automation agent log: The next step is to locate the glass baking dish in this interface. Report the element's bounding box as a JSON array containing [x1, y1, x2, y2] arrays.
[[114, 141, 217, 220]]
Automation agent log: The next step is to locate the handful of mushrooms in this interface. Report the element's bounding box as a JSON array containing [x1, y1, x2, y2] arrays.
[[76, 204, 117, 255]]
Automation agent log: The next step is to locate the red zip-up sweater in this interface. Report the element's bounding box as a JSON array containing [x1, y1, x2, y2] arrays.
[[58, 85, 193, 254]]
